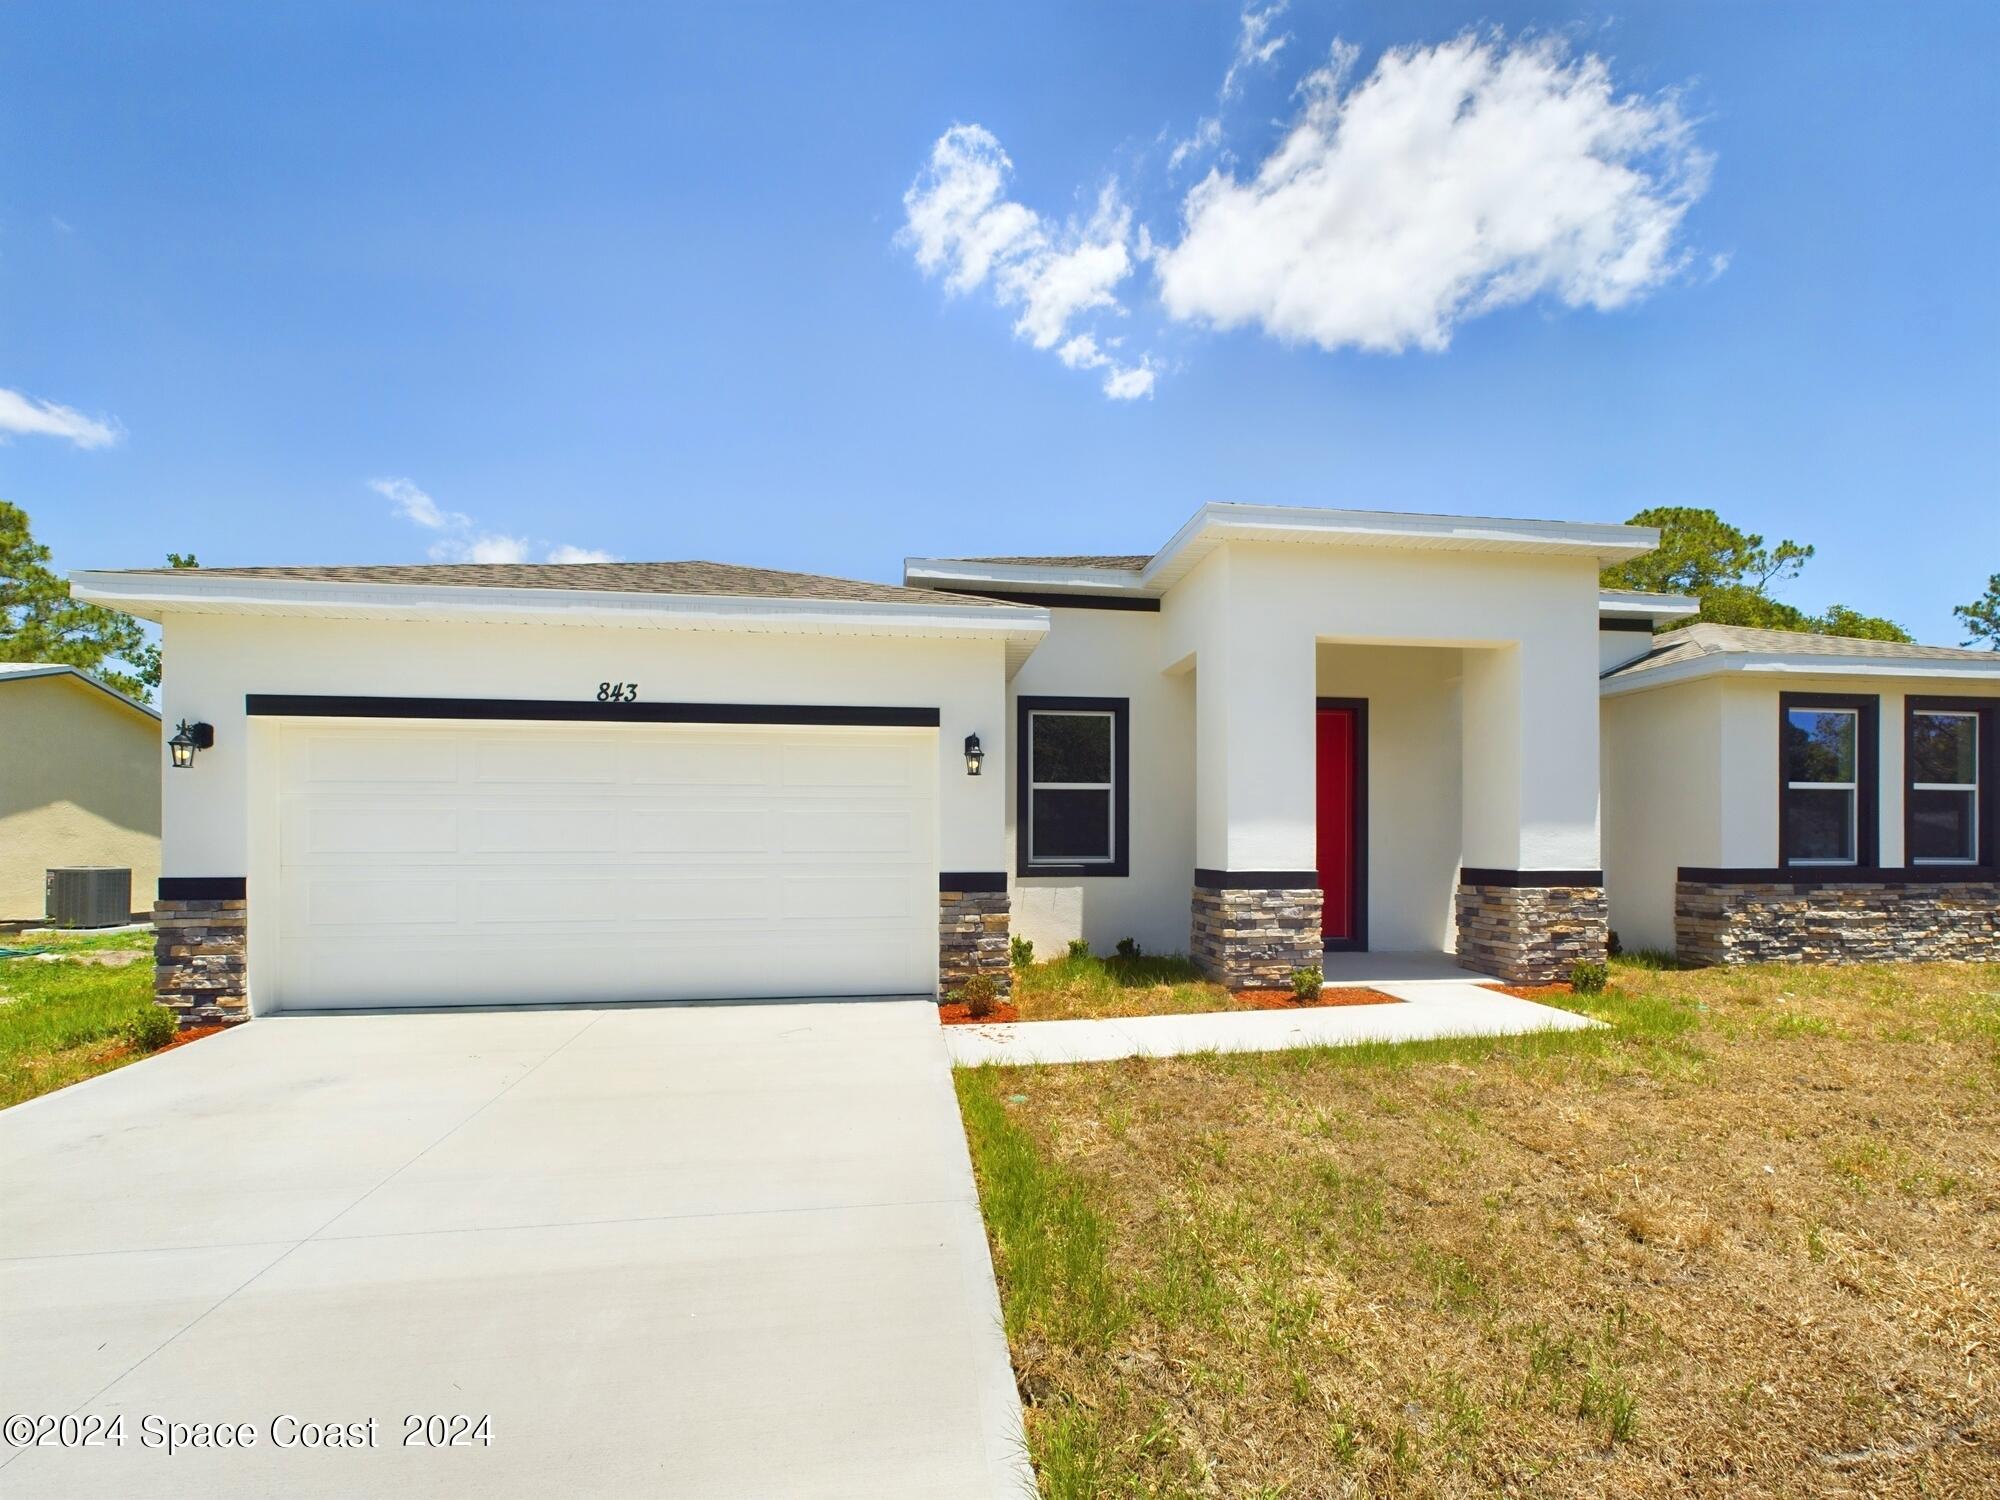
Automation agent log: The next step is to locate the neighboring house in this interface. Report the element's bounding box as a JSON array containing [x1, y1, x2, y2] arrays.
[[0, 664, 162, 923], [1601, 624, 2000, 961], [69, 503, 1998, 1027]]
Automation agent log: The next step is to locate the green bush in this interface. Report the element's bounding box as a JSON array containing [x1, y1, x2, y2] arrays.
[[1291, 965, 1323, 999], [961, 972, 999, 1020], [1066, 938, 1091, 961], [1010, 934, 1034, 969], [125, 1004, 178, 1051], [1114, 937, 1141, 959], [1571, 960, 1609, 995]]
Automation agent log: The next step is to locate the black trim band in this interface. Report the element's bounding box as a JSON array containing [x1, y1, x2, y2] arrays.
[[246, 694, 940, 727], [159, 876, 247, 900], [1679, 865, 1998, 887], [1193, 868, 1321, 890], [1598, 617, 1658, 634], [949, 588, 1160, 612], [1459, 868, 1604, 888], [939, 871, 1008, 893]]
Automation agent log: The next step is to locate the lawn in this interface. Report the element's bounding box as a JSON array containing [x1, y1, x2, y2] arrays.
[[0, 925, 172, 1109], [958, 959, 2000, 1497], [1011, 950, 1382, 1022]]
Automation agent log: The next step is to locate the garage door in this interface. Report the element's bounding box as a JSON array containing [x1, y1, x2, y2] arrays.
[[268, 720, 938, 1009]]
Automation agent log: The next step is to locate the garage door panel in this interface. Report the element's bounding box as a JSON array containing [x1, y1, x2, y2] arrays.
[[624, 740, 774, 786], [289, 806, 460, 856], [472, 738, 619, 785], [301, 878, 460, 928], [271, 723, 936, 1009], [781, 742, 912, 788], [468, 808, 623, 854], [781, 805, 914, 854], [628, 809, 773, 855]]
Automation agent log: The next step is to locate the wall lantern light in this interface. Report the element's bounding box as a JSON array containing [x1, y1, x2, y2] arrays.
[[168, 719, 214, 769], [963, 732, 985, 777]]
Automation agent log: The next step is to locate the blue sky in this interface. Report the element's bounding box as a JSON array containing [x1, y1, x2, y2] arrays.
[[4, 2, 1995, 643]]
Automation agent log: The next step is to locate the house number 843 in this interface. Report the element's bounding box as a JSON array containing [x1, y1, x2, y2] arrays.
[[596, 682, 640, 702]]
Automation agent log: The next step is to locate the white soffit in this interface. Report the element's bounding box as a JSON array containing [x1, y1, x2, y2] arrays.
[[905, 503, 1659, 596], [1600, 652, 2000, 697], [1598, 589, 1699, 624]]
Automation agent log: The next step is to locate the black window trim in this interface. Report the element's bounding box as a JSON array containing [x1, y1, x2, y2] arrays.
[[1779, 691, 1878, 868], [1016, 695, 1131, 877], [1904, 695, 1996, 868]]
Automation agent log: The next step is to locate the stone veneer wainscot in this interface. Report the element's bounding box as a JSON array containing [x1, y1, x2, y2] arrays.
[[154, 894, 248, 1028], [1676, 873, 2000, 965], [1455, 876, 1609, 985], [1190, 877, 1324, 989], [938, 885, 1012, 1000]]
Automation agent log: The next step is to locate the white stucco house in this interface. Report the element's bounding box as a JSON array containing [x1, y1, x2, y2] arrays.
[[71, 502, 1999, 1028]]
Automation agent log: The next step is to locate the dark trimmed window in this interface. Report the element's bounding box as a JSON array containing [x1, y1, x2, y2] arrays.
[[1906, 697, 1994, 866], [1016, 696, 1130, 877], [1780, 693, 1877, 867]]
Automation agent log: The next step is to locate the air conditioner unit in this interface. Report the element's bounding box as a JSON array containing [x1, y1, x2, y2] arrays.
[[45, 867, 133, 929]]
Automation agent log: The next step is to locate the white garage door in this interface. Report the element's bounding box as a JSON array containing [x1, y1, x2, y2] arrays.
[[268, 720, 938, 1009]]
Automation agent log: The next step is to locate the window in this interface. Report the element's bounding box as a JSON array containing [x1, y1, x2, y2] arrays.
[[1780, 693, 1877, 867], [1017, 696, 1130, 876], [1907, 698, 1992, 866]]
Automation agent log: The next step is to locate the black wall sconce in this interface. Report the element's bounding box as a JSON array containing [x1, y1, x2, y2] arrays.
[[963, 732, 985, 776], [168, 719, 214, 769]]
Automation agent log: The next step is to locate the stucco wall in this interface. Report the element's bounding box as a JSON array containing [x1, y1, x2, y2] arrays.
[[1603, 670, 2000, 952], [1314, 644, 1463, 951], [1008, 607, 1195, 958], [1162, 542, 1603, 875], [1602, 677, 1721, 953], [157, 613, 1009, 881], [1599, 629, 1657, 673], [0, 674, 161, 919]]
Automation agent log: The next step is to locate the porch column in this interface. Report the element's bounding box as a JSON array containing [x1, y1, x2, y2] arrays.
[[1188, 628, 1323, 987], [1456, 639, 1608, 982]]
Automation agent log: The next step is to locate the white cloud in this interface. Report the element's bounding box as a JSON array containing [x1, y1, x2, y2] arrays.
[[900, 125, 1154, 400], [1057, 334, 1156, 400], [1154, 33, 1711, 354], [373, 476, 615, 563], [0, 386, 121, 449], [1221, 2, 1290, 100]]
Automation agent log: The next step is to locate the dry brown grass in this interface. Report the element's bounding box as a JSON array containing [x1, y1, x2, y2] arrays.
[[1013, 953, 1386, 1022], [958, 960, 2000, 1497]]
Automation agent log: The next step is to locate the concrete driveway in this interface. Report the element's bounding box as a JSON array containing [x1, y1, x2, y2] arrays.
[[0, 1001, 1032, 1499]]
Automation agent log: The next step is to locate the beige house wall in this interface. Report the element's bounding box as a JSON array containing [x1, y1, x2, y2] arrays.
[[0, 674, 161, 920]]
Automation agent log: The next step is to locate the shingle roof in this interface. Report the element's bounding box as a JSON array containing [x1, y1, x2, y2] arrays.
[[109, 560, 1030, 610], [0, 663, 159, 718], [1603, 622, 2000, 681], [958, 555, 1153, 571]]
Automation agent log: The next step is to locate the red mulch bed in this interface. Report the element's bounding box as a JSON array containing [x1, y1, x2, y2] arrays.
[[938, 1001, 1021, 1026], [159, 1023, 229, 1051], [1486, 982, 1577, 1000], [1231, 986, 1401, 1009]]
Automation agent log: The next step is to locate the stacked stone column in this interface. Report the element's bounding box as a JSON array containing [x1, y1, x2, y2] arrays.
[[154, 894, 249, 1027], [1190, 878, 1324, 988], [1455, 878, 1608, 984], [938, 885, 1012, 1000]]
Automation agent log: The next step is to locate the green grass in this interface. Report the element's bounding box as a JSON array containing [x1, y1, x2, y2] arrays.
[[958, 958, 2000, 1497], [0, 926, 167, 1109], [1011, 951, 1263, 1021]]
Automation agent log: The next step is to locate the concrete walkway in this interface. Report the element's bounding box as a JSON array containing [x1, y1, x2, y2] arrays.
[[0, 1000, 1033, 1500], [945, 953, 1600, 1067]]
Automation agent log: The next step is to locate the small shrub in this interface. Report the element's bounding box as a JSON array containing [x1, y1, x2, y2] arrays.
[[1066, 937, 1091, 961], [1607, 928, 1624, 958], [1291, 965, 1323, 1000], [1009, 934, 1034, 969], [1571, 959, 1608, 995], [961, 972, 999, 1020], [125, 1004, 177, 1051], [1114, 936, 1142, 959]]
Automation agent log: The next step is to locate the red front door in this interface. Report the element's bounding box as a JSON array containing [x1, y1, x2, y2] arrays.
[[1316, 704, 1362, 947]]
